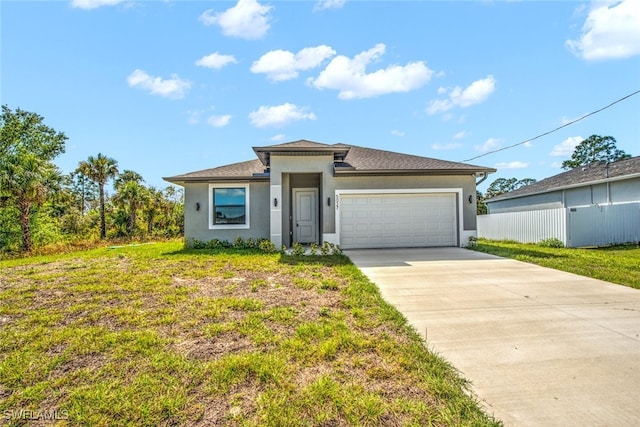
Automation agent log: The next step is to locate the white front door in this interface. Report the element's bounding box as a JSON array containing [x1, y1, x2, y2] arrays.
[[293, 188, 318, 244]]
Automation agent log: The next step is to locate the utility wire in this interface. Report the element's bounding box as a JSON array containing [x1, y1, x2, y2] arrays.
[[462, 89, 640, 163]]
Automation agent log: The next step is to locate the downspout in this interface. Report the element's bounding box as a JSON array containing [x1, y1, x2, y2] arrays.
[[475, 172, 489, 186]]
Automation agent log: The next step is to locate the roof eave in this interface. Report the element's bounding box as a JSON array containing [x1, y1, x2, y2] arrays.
[[162, 176, 270, 186], [253, 145, 351, 166], [334, 168, 494, 176]]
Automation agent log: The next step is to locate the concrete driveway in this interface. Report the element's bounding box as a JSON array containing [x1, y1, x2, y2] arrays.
[[345, 247, 640, 426]]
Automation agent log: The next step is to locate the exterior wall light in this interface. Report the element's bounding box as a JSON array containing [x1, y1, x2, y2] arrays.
[[196, 202, 200, 211], [468, 195, 473, 204], [273, 198, 278, 207], [327, 197, 331, 206]]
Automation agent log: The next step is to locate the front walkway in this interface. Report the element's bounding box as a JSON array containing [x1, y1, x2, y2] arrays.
[[345, 247, 640, 426]]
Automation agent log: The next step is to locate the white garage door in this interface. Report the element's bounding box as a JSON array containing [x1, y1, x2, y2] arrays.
[[339, 193, 457, 249]]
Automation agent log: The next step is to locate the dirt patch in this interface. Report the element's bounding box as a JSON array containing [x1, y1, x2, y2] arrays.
[[178, 333, 257, 361]]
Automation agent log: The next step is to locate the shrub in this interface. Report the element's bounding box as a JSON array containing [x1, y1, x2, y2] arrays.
[[538, 237, 564, 248], [233, 236, 245, 248], [320, 241, 331, 255], [258, 239, 278, 253], [291, 242, 305, 256]]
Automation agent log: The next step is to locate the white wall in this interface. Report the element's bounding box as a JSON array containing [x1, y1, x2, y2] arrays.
[[477, 208, 566, 244], [478, 202, 640, 247], [566, 203, 640, 247]]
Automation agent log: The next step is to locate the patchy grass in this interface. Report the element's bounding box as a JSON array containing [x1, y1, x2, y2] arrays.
[[471, 238, 640, 289], [0, 241, 499, 426]]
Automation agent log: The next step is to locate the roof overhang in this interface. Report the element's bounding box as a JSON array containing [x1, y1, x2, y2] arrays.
[[333, 166, 496, 176], [253, 145, 351, 166], [162, 175, 270, 186]]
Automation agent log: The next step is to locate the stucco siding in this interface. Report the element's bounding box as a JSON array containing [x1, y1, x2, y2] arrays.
[[270, 155, 333, 246], [183, 182, 270, 243]]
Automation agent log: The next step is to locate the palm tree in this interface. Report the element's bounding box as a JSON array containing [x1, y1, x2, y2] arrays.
[[113, 170, 147, 236], [77, 153, 118, 239], [142, 186, 165, 235], [0, 155, 62, 251], [113, 180, 148, 236]]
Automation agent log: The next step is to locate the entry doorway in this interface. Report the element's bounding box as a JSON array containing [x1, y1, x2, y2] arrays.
[[293, 188, 318, 244]]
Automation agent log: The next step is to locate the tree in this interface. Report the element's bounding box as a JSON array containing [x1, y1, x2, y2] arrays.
[[113, 170, 147, 236], [114, 169, 143, 189], [561, 135, 631, 170], [0, 105, 67, 251], [142, 186, 165, 235], [485, 177, 537, 199], [476, 190, 488, 215], [68, 171, 99, 215], [77, 153, 118, 239]]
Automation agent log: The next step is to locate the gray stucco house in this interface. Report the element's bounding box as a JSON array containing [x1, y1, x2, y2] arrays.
[[164, 140, 495, 249], [481, 156, 640, 247]]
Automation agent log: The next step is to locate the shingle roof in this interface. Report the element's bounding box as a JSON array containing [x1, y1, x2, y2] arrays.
[[257, 139, 334, 149], [487, 156, 640, 203], [164, 159, 267, 184], [336, 145, 491, 172], [164, 140, 496, 184]]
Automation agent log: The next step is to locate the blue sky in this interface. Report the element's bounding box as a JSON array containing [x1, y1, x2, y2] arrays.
[[2, 0, 639, 192]]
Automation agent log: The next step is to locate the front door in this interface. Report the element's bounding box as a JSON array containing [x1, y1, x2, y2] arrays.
[[293, 188, 318, 244]]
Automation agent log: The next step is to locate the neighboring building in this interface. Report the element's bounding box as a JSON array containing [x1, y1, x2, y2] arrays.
[[481, 157, 640, 247], [164, 140, 495, 249]]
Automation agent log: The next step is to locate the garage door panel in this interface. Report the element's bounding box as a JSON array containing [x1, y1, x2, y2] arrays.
[[340, 193, 457, 249]]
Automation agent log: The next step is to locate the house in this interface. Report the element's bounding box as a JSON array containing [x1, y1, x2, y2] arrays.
[[164, 140, 496, 249], [480, 156, 640, 247]]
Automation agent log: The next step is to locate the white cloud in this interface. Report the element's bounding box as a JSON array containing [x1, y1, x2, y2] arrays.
[[251, 45, 336, 81], [249, 103, 316, 128], [127, 69, 191, 99], [453, 131, 467, 140], [550, 136, 583, 156], [427, 75, 496, 114], [270, 134, 287, 142], [314, 0, 346, 11], [71, 0, 124, 9], [391, 130, 405, 137], [495, 161, 529, 170], [207, 114, 232, 127], [195, 52, 237, 70], [199, 0, 272, 40], [308, 43, 435, 99], [475, 137, 501, 152], [566, 0, 640, 60], [431, 143, 463, 150]]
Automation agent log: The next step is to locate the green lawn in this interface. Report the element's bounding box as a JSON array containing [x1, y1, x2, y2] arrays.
[[470, 239, 640, 289], [0, 241, 499, 426]]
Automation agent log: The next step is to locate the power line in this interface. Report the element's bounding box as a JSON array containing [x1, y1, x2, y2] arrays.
[[462, 89, 640, 163]]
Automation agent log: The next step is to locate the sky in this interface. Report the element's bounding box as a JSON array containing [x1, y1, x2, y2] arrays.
[[2, 0, 639, 193]]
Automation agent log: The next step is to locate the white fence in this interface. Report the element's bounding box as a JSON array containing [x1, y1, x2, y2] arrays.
[[478, 203, 640, 247]]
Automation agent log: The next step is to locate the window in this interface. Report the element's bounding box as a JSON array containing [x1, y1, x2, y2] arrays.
[[209, 184, 250, 229]]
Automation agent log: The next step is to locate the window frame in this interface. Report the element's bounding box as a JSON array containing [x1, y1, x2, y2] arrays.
[[209, 183, 250, 230]]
